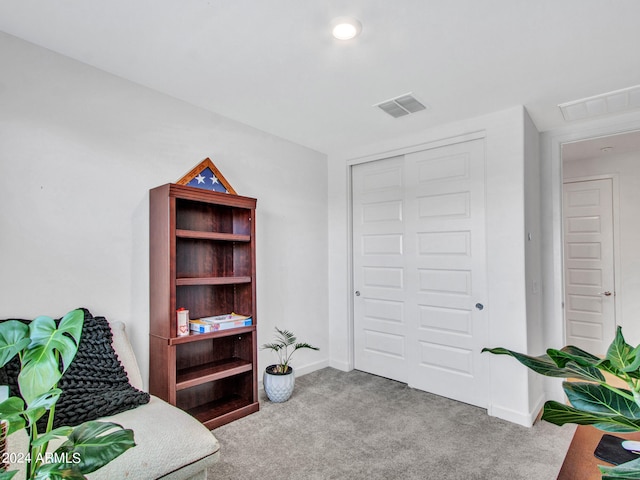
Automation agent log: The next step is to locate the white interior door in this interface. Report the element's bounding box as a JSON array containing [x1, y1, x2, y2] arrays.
[[563, 178, 616, 354], [352, 139, 488, 407], [352, 156, 408, 383]]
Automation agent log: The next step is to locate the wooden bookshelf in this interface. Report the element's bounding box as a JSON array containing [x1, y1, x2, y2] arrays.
[[149, 183, 259, 429]]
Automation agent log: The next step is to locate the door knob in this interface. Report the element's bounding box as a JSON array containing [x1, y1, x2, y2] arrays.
[[599, 291, 613, 296], [475, 303, 484, 311], [355, 291, 361, 296]]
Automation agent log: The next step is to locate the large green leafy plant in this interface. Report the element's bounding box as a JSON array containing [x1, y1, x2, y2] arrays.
[[483, 327, 640, 479], [0, 309, 135, 479]]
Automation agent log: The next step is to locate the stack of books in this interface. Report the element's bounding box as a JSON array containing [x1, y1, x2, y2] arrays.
[[189, 313, 252, 334]]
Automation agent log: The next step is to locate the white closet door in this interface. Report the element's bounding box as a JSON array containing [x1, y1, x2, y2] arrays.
[[404, 138, 488, 408], [352, 156, 407, 382], [352, 139, 489, 409]]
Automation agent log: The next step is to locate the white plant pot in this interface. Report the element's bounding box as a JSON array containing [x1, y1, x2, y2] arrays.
[[263, 365, 295, 403]]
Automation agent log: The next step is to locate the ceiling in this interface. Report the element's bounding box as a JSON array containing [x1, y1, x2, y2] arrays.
[[563, 130, 640, 162], [1, 0, 640, 155]]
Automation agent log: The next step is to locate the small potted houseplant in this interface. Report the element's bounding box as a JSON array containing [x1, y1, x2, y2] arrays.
[[483, 326, 640, 479], [261, 327, 319, 403], [0, 309, 135, 479]]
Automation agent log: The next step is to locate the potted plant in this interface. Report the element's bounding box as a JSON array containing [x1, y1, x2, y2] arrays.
[[483, 326, 640, 479], [0, 309, 135, 480], [261, 327, 319, 403]]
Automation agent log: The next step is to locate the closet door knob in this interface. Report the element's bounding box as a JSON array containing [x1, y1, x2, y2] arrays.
[[475, 303, 484, 311]]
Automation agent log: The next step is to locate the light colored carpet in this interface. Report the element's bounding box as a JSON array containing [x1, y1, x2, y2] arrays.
[[210, 368, 575, 480]]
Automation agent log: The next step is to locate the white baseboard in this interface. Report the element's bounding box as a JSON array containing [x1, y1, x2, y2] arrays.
[[258, 359, 329, 390], [328, 359, 352, 372], [488, 395, 545, 428], [530, 394, 546, 424], [295, 359, 330, 377]]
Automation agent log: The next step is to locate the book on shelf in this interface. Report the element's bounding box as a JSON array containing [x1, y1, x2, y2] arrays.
[[189, 313, 252, 334], [199, 313, 251, 324]]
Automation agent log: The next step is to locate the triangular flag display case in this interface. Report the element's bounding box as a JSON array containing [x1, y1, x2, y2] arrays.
[[149, 178, 258, 429], [176, 158, 237, 195]]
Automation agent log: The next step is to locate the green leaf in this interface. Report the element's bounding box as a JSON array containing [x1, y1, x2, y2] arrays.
[[275, 327, 296, 346], [293, 343, 320, 352], [481, 347, 605, 382], [563, 382, 640, 418], [0, 389, 62, 435], [54, 309, 84, 371], [547, 345, 601, 368], [55, 421, 135, 474], [542, 400, 640, 433], [606, 327, 637, 372], [18, 310, 83, 404], [600, 456, 640, 479], [32, 463, 86, 480], [0, 320, 29, 367], [0, 471, 19, 480], [22, 389, 62, 428], [28, 311, 83, 375], [621, 347, 640, 374], [0, 397, 26, 435], [31, 425, 74, 447], [19, 348, 62, 405]]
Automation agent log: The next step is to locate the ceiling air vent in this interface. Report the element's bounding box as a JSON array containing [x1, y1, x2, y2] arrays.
[[375, 93, 429, 118], [558, 85, 640, 122]]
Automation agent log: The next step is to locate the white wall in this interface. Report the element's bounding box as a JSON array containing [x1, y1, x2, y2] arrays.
[[563, 150, 640, 344], [0, 32, 330, 387], [328, 106, 542, 426], [523, 109, 545, 414]]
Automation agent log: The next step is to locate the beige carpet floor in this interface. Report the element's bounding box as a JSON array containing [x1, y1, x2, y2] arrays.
[[209, 368, 576, 480]]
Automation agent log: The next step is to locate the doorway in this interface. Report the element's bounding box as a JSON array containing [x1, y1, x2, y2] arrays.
[[561, 131, 640, 352]]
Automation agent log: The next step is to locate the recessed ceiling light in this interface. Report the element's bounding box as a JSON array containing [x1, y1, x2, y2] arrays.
[[331, 17, 362, 40]]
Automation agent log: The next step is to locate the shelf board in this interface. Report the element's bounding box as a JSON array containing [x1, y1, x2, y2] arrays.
[[176, 358, 253, 390], [176, 276, 251, 286], [176, 229, 251, 242], [168, 325, 255, 345], [186, 396, 259, 429]]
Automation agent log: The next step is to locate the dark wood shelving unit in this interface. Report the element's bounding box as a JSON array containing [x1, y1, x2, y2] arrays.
[[149, 183, 259, 429]]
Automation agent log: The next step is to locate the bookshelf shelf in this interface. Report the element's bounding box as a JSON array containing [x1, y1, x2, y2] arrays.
[[176, 357, 253, 390], [176, 230, 251, 242], [175, 276, 252, 286], [188, 395, 258, 430], [165, 325, 254, 346]]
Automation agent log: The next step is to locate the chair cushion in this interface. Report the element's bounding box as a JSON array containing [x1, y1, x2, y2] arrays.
[[85, 396, 220, 479], [6, 396, 221, 480]]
